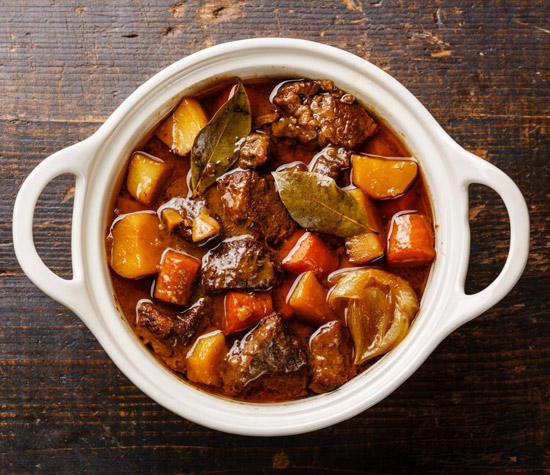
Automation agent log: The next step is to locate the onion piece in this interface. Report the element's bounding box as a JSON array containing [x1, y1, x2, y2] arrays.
[[327, 268, 419, 365]]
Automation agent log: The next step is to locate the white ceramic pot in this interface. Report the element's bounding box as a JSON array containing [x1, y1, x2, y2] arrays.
[[12, 38, 529, 436]]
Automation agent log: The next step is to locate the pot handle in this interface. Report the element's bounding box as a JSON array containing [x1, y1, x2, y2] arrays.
[[13, 138, 97, 323], [445, 146, 529, 333]]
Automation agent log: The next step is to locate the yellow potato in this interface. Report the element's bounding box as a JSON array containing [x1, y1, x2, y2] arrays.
[[347, 188, 383, 233], [110, 212, 163, 279], [160, 208, 183, 232], [155, 98, 209, 156], [126, 152, 171, 206], [345, 188, 385, 264], [186, 331, 227, 387], [351, 154, 418, 199], [288, 271, 334, 326], [192, 214, 220, 242], [345, 232, 385, 264]]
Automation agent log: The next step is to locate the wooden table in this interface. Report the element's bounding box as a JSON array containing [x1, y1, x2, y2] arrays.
[[2, 1, 548, 472]]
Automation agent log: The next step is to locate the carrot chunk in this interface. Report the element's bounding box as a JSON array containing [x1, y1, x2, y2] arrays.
[[276, 230, 306, 262], [288, 271, 334, 325], [223, 291, 274, 334], [387, 213, 435, 267], [154, 250, 200, 306], [282, 232, 338, 279]]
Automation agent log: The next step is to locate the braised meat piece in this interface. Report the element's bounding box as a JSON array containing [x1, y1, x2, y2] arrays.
[[222, 313, 308, 396], [136, 297, 212, 347], [308, 320, 352, 393], [201, 236, 282, 292], [253, 111, 280, 129], [271, 79, 377, 149], [237, 132, 274, 169], [214, 170, 297, 245], [310, 146, 352, 180], [160, 197, 206, 241]]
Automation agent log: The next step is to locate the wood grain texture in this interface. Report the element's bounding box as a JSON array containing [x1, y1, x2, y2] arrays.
[[1, 0, 548, 473]]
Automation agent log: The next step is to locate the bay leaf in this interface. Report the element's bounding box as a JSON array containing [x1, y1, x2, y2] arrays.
[[272, 171, 371, 237], [191, 81, 251, 196]]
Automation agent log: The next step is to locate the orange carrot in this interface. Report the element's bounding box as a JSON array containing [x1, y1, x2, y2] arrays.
[[387, 213, 435, 267], [288, 271, 334, 326], [282, 232, 338, 279], [154, 250, 200, 306], [275, 230, 306, 262], [223, 291, 274, 334]]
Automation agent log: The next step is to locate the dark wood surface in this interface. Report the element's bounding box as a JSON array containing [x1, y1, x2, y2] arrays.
[[1, 1, 549, 473]]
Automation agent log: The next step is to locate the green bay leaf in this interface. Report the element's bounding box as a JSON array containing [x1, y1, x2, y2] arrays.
[[191, 81, 251, 196], [272, 171, 369, 237]]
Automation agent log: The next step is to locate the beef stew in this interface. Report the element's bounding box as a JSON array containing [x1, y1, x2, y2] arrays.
[[106, 78, 435, 402]]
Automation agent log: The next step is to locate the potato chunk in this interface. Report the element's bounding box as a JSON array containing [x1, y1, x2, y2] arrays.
[[110, 212, 163, 279], [186, 330, 227, 387], [126, 152, 171, 206], [192, 214, 220, 242], [345, 232, 385, 264], [345, 188, 385, 264], [351, 154, 418, 199], [154, 250, 200, 306], [288, 271, 334, 326], [160, 208, 184, 232], [155, 98, 209, 156]]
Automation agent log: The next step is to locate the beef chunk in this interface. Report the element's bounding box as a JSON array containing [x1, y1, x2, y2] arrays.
[[136, 298, 212, 347], [253, 111, 280, 129], [222, 313, 307, 395], [201, 236, 282, 292], [214, 170, 297, 245], [310, 146, 352, 180], [271, 79, 377, 149], [136, 301, 173, 339], [160, 197, 206, 241], [308, 320, 352, 393], [237, 132, 274, 169]]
